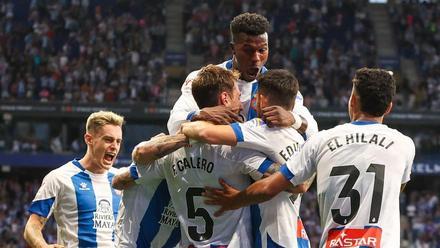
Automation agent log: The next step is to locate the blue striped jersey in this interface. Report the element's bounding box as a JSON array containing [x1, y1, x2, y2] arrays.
[[230, 118, 311, 248], [134, 144, 270, 247], [115, 171, 180, 247], [28, 159, 121, 248]]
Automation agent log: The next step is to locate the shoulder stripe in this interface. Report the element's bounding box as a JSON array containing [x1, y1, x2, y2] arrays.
[[230, 123, 244, 142], [28, 197, 55, 218], [280, 165, 294, 181], [257, 158, 274, 174]]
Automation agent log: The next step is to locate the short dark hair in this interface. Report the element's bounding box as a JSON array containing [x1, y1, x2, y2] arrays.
[[192, 65, 240, 108], [353, 68, 396, 117], [257, 69, 298, 110], [230, 13, 269, 42]]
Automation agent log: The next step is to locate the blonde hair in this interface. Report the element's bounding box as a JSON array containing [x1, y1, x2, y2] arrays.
[[86, 111, 124, 134]]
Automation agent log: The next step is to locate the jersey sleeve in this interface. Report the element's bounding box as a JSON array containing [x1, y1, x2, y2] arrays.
[[282, 134, 320, 185], [167, 70, 200, 134], [293, 104, 319, 139], [230, 118, 268, 150], [402, 136, 416, 184], [28, 170, 60, 218], [134, 155, 169, 184]]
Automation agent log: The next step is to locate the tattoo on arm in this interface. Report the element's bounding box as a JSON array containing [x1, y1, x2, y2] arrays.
[[133, 134, 189, 165], [24, 214, 49, 248]]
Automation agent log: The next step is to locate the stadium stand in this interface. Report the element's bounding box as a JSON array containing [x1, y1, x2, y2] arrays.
[[0, 0, 439, 247]]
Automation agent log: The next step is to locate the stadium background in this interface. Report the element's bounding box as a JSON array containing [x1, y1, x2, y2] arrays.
[[0, 0, 438, 247]]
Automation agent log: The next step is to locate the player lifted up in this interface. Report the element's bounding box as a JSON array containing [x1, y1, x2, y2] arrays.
[[167, 12, 318, 138], [204, 68, 415, 248]]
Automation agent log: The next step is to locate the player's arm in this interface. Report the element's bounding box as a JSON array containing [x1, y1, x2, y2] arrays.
[[112, 166, 136, 190], [401, 183, 407, 192], [132, 133, 189, 165], [24, 214, 63, 248], [204, 172, 291, 217], [181, 121, 238, 146], [264, 163, 311, 194]]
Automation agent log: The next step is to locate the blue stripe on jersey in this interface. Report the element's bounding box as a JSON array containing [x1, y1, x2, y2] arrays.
[[72, 171, 97, 248], [186, 111, 197, 121], [225, 60, 233, 70], [297, 238, 310, 248], [250, 204, 262, 248], [107, 172, 121, 241], [29, 197, 55, 217], [247, 82, 259, 120], [136, 179, 179, 247], [258, 158, 273, 173], [162, 225, 181, 248], [230, 123, 244, 142], [351, 120, 379, 125], [72, 159, 85, 170], [267, 233, 284, 248], [280, 165, 294, 181], [130, 165, 139, 180]]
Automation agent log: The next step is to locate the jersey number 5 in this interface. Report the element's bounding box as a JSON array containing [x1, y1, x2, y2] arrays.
[[330, 164, 384, 225], [186, 187, 214, 241]]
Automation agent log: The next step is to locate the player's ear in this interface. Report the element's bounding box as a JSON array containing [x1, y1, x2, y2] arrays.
[[219, 91, 229, 106], [84, 133, 93, 145], [384, 102, 393, 116]]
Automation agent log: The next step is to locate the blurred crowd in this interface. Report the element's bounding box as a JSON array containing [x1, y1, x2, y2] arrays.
[[0, 0, 437, 111], [0, 176, 437, 247], [389, 1, 440, 110], [0, 0, 168, 104], [0, 177, 56, 247]]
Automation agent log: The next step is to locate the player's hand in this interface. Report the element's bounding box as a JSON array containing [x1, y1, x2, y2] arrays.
[[193, 106, 243, 124], [47, 244, 64, 248], [203, 178, 241, 217], [261, 106, 294, 127]]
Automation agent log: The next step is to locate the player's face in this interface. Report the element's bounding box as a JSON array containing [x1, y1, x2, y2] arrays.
[[227, 82, 243, 114], [232, 33, 269, 82], [88, 124, 122, 172]]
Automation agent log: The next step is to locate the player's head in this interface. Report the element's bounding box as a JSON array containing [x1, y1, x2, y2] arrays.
[[84, 111, 124, 172], [256, 69, 298, 116], [192, 65, 242, 113], [230, 12, 269, 82], [349, 68, 395, 120]]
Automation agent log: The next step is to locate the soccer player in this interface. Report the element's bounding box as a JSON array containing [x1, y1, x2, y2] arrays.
[[181, 69, 312, 247], [113, 65, 285, 247], [204, 68, 416, 248], [167, 12, 318, 138], [24, 111, 124, 247], [114, 135, 181, 247]]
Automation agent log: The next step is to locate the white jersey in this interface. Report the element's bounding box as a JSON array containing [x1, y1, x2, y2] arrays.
[[134, 144, 270, 247], [167, 60, 318, 138], [281, 121, 415, 248], [28, 159, 121, 248], [115, 165, 180, 248], [230, 118, 310, 248]]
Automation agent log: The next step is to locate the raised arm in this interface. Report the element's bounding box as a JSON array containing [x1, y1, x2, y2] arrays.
[[181, 121, 238, 146], [24, 214, 63, 248], [132, 133, 189, 165]]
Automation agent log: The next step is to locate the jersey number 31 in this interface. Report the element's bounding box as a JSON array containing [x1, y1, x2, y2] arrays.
[[330, 164, 384, 225]]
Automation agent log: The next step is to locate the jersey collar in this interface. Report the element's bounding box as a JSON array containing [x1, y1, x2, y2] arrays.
[[72, 159, 85, 171], [351, 120, 379, 125]]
